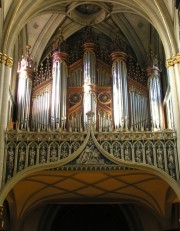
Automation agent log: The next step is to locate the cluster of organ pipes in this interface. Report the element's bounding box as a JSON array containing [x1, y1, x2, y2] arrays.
[[69, 110, 83, 132], [15, 28, 169, 133], [129, 87, 148, 131], [31, 89, 50, 131], [98, 111, 112, 132], [97, 68, 111, 86], [69, 67, 83, 87]]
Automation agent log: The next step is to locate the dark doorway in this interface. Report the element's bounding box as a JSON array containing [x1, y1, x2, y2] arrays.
[[50, 204, 138, 231]]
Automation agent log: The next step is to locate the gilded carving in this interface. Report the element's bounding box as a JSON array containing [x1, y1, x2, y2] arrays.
[[1, 53, 7, 65], [166, 53, 180, 67], [6, 57, 13, 67], [0, 53, 13, 67]]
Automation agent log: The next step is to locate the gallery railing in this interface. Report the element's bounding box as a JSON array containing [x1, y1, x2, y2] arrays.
[[3, 115, 179, 184]]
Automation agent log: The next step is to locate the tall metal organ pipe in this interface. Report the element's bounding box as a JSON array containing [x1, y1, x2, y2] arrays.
[[111, 52, 129, 130], [17, 47, 33, 130], [147, 65, 164, 130], [83, 43, 97, 126], [51, 51, 68, 130]]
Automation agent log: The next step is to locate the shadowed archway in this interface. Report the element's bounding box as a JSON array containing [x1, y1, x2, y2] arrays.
[[40, 204, 143, 231]]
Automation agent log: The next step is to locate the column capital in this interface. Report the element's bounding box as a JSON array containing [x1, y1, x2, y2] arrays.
[[166, 53, 180, 67], [6, 57, 13, 67], [0, 52, 13, 67]]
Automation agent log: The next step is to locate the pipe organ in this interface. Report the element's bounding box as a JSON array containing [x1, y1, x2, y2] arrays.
[[16, 27, 168, 132]]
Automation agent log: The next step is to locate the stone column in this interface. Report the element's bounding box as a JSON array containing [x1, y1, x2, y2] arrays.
[[0, 53, 7, 119], [166, 53, 180, 176], [0, 55, 13, 187]]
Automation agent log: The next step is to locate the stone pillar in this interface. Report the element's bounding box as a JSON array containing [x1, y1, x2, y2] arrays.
[[166, 53, 180, 176], [0, 53, 7, 119], [0, 54, 13, 188]]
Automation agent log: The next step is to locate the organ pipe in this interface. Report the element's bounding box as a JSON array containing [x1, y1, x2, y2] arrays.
[[83, 43, 97, 126], [111, 52, 129, 130], [147, 66, 164, 130], [129, 86, 148, 130], [51, 51, 68, 130], [17, 46, 33, 130]]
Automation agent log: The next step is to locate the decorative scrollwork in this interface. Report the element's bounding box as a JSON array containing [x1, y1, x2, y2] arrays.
[[69, 93, 82, 105], [98, 92, 111, 104]]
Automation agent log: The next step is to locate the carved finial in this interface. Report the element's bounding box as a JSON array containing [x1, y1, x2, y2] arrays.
[[147, 46, 159, 69], [26, 45, 31, 55]]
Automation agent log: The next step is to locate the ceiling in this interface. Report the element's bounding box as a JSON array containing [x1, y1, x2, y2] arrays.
[[23, 1, 162, 67], [9, 169, 177, 219]]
